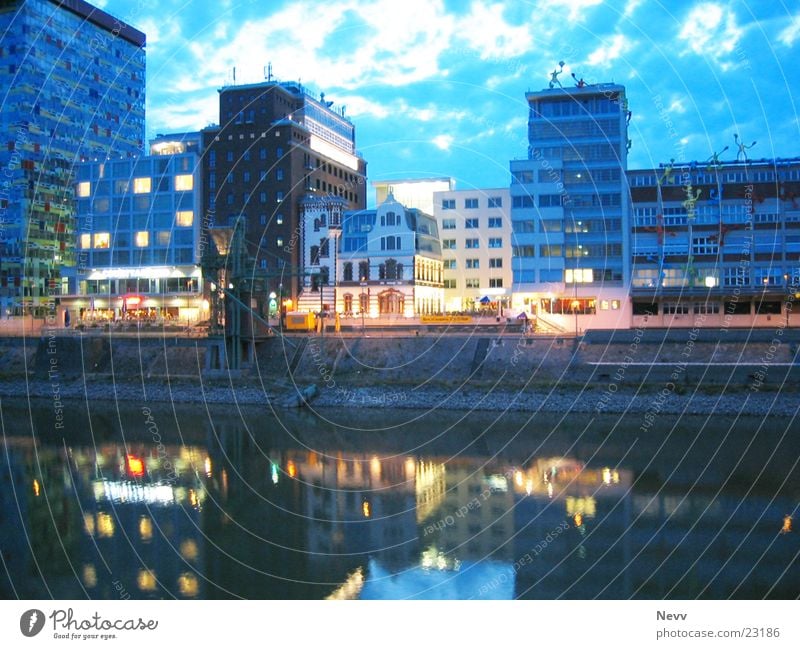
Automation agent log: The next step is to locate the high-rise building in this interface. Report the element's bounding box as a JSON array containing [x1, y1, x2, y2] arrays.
[[204, 81, 367, 302], [510, 83, 630, 333], [628, 157, 800, 328], [432, 188, 512, 313], [0, 0, 146, 316], [64, 132, 205, 324]]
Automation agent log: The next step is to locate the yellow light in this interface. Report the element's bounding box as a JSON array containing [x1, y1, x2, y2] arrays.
[[574, 512, 583, 527], [178, 572, 199, 598], [405, 457, 416, 479], [134, 231, 149, 247], [174, 175, 194, 191], [370, 456, 381, 478], [137, 569, 157, 592], [139, 516, 153, 541], [287, 460, 296, 478], [188, 489, 198, 508], [781, 515, 792, 534], [602, 467, 612, 485], [97, 512, 115, 538], [32, 479, 40, 496], [133, 177, 151, 194], [514, 471, 524, 487], [180, 539, 199, 562], [176, 210, 194, 227], [77, 181, 91, 197], [83, 513, 95, 537], [362, 500, 371, 518], [82, 564, 97, 588], [204, 456, 212, 477], [545, 482, 553, 498]]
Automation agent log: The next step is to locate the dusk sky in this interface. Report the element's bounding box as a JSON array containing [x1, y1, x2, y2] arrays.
[[96, 0, 799, 202]]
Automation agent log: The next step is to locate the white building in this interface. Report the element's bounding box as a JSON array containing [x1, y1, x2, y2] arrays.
[[372, 178, 455, 214], [432, 188, 513, 313], [299, 194, 444, 317]]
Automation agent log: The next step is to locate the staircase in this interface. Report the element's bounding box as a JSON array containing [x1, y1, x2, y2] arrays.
[[296, 287, 336, 314]]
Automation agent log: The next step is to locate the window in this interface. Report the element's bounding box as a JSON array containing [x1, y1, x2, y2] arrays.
[[133, 177, 151, 194], [276, 191, 284, 202], [513, 245, 535, 257], [692, 237, 719, 256], [442, 199, 455, 210], [512, 195, 534, 208], [243, 171, 251, 183], [540, 245, 561, 257], [465, 198, 479, 209], [488, 197, 502, 208], [77, 181, 90, 197], [488, 237, 502, 248], [276, 147, 283, 158], [663, 302, 690, 315], [443, 239, 456, 249], [512, 220, 536, 233], [489, 278, 503, 288], [443, 279, 457, 289], [466, 278, 480, 288], [80, 234, 91, 249], [276, 215, 283, 225], [538, 194, 562, 207], [176, 211, 193, 227], [380, 236, 401, 250], [174, 175, 193, 191], [723, 267, 749, 286], [694, 302, 720, 314], [157, 231, 170, 246], [260, 214, 267, 226], [488, 217, 502, 228], [381, 211, 399, 226], [260, 192, 267, 203], [276, 169, 284, 181], [343, 263, 353, 282], [565, 268, 594, 283], [489, 258, 503, 268], [277, 237, 284, 247], [259, 148, 266, 160], [443, 259, 456, 270], [466, 258, 479, 269], [134, 231, 149, 247], [465, 238, 479, 249], [465, 218, 479, 229], [92, 233, 110, 249], [442, 218, 456, 229]]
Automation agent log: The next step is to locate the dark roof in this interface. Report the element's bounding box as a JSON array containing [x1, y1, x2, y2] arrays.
[[51, 0, 146, 47]]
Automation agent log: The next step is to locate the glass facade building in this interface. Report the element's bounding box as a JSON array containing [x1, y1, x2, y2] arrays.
[[510, 83, 630, 332], [0, 0, 145, 315]]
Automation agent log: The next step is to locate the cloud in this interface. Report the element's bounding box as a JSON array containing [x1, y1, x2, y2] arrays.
[[542, 0, 604, 22], [777, 14, 800, 47], [456, 2, 534, 60], [585, 34, 632, 68], [623, 0, 643, 19], [678, 2, 744, 68], [431, 135, 454, 151]]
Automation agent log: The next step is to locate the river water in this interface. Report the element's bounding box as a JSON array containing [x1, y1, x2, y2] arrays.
[[1, 398, 798, 599]]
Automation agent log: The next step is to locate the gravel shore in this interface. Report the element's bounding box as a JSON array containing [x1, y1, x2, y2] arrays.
[[1, 377, 796, 418]]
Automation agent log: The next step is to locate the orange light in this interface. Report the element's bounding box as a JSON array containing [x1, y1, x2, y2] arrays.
[[125, 295, 142, 307], [573, 512, 583, 528], [781, 515, 792, 534], [362, 500, 371, 518], [126, 454, 145, 477], [33, 479, 40, 496], [287, 460, 296, 478]]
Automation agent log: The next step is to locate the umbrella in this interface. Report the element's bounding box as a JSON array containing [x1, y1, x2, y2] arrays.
[[478, 296, 491, 305]]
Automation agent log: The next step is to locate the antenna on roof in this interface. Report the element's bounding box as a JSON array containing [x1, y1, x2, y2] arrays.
[[232, 66, 236, 84], [265, 62, 273, 81]]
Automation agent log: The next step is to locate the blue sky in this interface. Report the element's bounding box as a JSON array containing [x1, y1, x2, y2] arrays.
[[96, 0, 799, 197]]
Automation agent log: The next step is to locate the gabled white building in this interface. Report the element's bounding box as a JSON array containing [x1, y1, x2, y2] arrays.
[[299, 194, 444, 317]]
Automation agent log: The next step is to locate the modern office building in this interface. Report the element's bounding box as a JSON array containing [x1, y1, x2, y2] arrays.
[[0, 0, 146, 316], [65, 133, 205, 323], [204, 80, 367, 303], [372, 177, 455, 215], [299, 194, 443, 317], [510, 83, 630, 333], [628, 157, 800, 328], [432, 188, 512, 313]]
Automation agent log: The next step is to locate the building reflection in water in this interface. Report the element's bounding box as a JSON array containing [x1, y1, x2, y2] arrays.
[[1, 424, 798, 599]]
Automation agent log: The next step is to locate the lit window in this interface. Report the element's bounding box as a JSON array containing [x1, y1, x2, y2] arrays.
[[157, 231, 170, 246], [139, 516, 153, 541], [176, 211, 193, 227], [80, 234, 91, 249], [135, 231, 149, 247], [77, 181, 91, 197], [93, 233, 110, 249], [133, 177, 151, 193], [174, 174, 193, 191], [178, 572, 199, 598], [276, 215, 284, 225], [137, 569, 157, 592], [82, 564, 97, 588], [277, 237, 284, 247], [566, 268, 594, 283]]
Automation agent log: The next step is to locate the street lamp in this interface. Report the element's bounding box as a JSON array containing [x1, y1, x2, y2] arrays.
[[360, 276, 366, 332]]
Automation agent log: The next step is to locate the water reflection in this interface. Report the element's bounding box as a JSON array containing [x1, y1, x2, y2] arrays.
[[1, 405, 798, 599]]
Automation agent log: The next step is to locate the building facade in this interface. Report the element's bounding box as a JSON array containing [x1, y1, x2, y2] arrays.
[[203, 81, 367, 304], [300, 194, 444, 318], [65, 135, 205, 323], [510, 83, 630, 333], [0, 0, 145, 316], [628, 157, 800, 328], [372, 177, 455, 215], [432, 188, 512, 313]]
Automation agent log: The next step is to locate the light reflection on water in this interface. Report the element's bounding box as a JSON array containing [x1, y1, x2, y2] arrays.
[[1, 401, 798, 599]]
